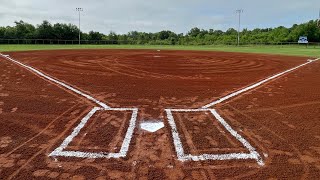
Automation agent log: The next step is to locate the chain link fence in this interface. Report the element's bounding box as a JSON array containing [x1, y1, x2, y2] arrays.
[[0, 38, 320, 48]]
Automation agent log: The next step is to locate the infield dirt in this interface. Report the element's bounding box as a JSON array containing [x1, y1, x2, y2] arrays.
[[0, 49, 319, 179]]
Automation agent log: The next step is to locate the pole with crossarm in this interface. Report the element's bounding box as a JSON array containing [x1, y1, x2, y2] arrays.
[[76, 8, 83, 45]]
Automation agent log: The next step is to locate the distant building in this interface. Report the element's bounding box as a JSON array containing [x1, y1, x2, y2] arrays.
[[298, 36, 308, 44]]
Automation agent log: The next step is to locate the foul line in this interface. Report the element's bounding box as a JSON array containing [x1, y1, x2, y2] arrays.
[[0, 53, 138, 159], [0, 53, 110, 109], [166, 58, 319, 165], [2, 53, 318, 164], [202, 58, 319, 108]]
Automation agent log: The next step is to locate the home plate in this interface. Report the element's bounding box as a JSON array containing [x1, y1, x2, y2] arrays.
[[140, 121, 164, 133]]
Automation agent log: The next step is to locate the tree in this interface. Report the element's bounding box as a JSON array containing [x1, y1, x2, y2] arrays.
[[3, 26, 16, 39], [108, 31, 118, 42], [1, 19, 320, 44], [187, 27, 201, 37], [53, 23, 79, 40], [0, 27, 6, 38], [36, 20, 54, 39], [14, 20, 36, 39], [88, 31, 104, 40]]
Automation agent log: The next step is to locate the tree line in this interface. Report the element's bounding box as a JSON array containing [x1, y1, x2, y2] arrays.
[[0, 20, 319, 45]]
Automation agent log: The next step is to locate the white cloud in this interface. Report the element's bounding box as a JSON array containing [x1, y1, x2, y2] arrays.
[[0, 0, 319, 34]]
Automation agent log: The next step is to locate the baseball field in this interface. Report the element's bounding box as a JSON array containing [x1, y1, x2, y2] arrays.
[[0, 45, 320, 179]]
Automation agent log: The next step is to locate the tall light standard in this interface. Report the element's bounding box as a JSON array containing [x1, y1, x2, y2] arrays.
[[76, 8, 83, 45], [236, 9, 243, 46], [318, 8, 320, 27]]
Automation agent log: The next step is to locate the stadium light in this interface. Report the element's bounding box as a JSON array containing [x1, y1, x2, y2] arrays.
[[318, 8, 320, 27], [236, 9, 243, 46], [76, 8, 83, 45]]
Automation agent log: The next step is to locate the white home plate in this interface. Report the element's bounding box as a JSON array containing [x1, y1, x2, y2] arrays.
[[140, 121, 164, 133]]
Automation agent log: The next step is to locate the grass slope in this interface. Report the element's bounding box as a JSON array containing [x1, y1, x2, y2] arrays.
[[0, 44, 319, 57]]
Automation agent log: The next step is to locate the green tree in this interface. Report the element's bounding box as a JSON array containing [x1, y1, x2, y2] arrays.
[[14, 20, 36, 39], [36, 20, 54, 39], [88, 31, 104, 40]]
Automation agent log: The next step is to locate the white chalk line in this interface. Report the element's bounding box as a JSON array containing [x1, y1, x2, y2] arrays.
[[165, 108, 264, 165], [202, 58, 319, 108], [0, 53, 140, 159], [2, 53, 318, 164], [49, 107, 138, 159], [0, 53, 110, 109], [165, 109, 186, 159], [210, 109, 264, 165], [167, 58, 318, 164]]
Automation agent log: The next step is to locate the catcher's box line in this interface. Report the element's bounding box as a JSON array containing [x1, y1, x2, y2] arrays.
[[202, 58, 319, 109], [0, 53, 138, 159], [1, 53, 318, 163], [49, 107, 138, 159], [0, 53, 110, 109], [165, 108, 264, 166]]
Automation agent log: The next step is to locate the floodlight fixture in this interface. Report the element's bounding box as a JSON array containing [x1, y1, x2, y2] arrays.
[[76, 8, 83, 45]]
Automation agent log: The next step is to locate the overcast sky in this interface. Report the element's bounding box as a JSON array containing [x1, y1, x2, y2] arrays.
[[0, 0, 319, 34]]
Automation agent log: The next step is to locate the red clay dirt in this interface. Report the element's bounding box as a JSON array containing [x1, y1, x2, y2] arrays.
[[0, 49, 319, 179]]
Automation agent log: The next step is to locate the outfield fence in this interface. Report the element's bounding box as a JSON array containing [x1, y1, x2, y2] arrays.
[[0, 39, 129, 45], [0, 38, 320, 48]]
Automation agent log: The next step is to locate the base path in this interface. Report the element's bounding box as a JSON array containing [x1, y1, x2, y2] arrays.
[[0, 49, 319, 179]]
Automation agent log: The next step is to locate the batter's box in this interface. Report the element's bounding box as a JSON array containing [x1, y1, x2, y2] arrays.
[[165, 109, 264, 166], [49, 107, 138, 159]]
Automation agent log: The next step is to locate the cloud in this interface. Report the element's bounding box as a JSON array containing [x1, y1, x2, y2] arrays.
[[0, 0, 319, 34]]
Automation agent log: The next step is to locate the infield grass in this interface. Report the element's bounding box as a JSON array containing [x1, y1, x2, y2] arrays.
[[0, 44, 319, 57]]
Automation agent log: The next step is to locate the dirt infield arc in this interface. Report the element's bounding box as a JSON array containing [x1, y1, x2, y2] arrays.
[[0, 49, 320, 179]]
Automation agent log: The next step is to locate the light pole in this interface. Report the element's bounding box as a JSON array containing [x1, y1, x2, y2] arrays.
[[236, 9, 243, 46], [318, 8, 320, 27], [76, 8, 83, 45]]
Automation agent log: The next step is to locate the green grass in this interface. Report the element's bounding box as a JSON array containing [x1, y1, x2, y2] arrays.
[[0, 44, 320, 57]]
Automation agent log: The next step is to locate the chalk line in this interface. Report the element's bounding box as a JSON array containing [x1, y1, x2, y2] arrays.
[[49, 107, 138, 159], [0, 53, 110, 109], [49, 107, 101, 156], [210, 109, 264, 165], [165, 109, 186, 160], [202, 58, 319, 108], [0, 53, 141, 159], [165, 108, 264, 165]]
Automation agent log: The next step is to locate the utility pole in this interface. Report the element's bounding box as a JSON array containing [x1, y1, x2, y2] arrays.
[[236, 9, 243, 46], [76, 8, 83, 45], [318, 8, 320, 27]]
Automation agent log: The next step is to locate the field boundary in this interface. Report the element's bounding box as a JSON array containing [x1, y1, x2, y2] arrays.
[[1, 53, 318, 164]]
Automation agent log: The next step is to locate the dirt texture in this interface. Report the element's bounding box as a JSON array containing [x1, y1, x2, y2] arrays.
[[0, 49, 319, 179]]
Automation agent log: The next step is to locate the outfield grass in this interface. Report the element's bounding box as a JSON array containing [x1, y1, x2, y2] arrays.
[[0, 44, 319, 57]]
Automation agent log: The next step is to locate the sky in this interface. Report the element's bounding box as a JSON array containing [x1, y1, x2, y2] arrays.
[[0, 0, 319, 34]]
